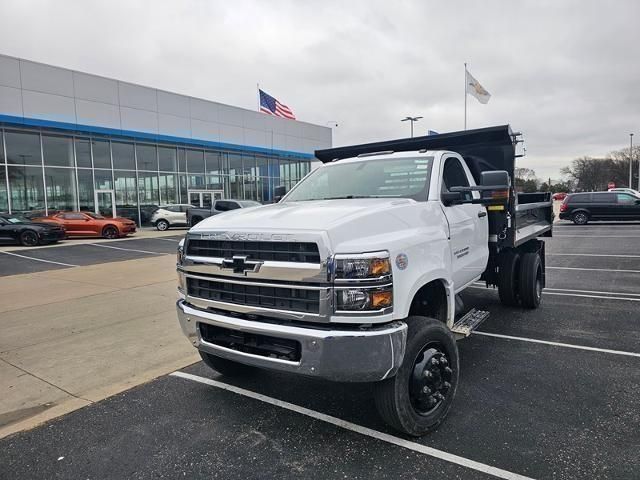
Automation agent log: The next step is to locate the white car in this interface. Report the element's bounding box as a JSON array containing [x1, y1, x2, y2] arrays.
[[150, 204, 192, 231], [608, 188, 640, 197]]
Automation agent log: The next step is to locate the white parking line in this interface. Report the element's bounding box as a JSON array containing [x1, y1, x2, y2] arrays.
[[474, 331, 640, 358], [547, 266, 640, 274], [552, 235, 640, 238], [469, 285, 640, 302], [0, 250, 79, 267], [171, 371, 533, 480], [544, 287, 640, 297], [88, 243, 165, 255], [546, 253, 640, 258], [152, 237, 181, 242]]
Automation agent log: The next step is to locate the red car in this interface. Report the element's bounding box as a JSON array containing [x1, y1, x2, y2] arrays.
[[552, 192, 567, 201], [33, 211, 136, 239]]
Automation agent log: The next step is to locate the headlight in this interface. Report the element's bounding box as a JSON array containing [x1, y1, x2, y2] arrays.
[[334, 252, 391, 281], [336, 286, 393, 311], [177, 238, 185, 266]]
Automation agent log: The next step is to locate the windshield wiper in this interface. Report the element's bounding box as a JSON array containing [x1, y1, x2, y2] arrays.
[[322, 195, 371, 200]]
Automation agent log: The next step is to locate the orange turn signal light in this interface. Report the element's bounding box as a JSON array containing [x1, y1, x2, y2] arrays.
[[371, 290, 393, 309], [370, 258, 391, 276]]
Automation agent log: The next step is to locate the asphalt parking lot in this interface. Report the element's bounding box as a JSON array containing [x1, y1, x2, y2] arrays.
[[0, 235, 185, 277], [1, 221, 639, 479]]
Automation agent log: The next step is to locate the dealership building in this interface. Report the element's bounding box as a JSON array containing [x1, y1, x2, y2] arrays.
[[0, 54, 331, 224]]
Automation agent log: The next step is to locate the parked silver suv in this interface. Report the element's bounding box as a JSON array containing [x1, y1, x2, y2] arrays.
[[150, 204, 192, 231]]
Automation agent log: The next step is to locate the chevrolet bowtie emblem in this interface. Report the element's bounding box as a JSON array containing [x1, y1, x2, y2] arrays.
[[221, 255, 263, 275]]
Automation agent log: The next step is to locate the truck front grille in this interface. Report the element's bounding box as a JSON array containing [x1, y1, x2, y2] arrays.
[[186, 239, 320, 263], [199, 323, 301, 362], [187, 277, 320, 314]]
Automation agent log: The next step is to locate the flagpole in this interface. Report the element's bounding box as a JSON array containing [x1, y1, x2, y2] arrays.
[[464, 63, 467, 130], [257, 83, 260, 111]]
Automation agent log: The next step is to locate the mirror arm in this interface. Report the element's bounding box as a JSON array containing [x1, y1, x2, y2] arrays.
[[450, 185, 510, 192]]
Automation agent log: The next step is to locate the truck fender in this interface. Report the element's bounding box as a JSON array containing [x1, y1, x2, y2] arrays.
[[399, 273, 455, 328]]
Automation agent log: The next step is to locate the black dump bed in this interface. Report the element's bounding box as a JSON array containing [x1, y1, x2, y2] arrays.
[[315, 125, 552, 248]]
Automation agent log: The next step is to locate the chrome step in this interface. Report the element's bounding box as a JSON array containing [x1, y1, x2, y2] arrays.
[[451, 308, 489, 336]]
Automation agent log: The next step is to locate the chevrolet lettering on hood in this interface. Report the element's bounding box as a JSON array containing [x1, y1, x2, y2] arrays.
[[199, 232, 296, 242]]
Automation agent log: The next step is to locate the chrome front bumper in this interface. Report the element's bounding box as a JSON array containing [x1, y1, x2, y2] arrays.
[[177, 300, 407, 382]]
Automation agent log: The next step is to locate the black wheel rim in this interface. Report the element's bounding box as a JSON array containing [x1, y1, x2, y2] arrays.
[[105, 228, 117, 239], [22, 232, 37, 246], [575, 213, 586, 224], [409, 343, 453, 415]]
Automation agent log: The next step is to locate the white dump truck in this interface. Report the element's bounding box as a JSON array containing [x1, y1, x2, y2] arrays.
[[176, 126, 553, 436]]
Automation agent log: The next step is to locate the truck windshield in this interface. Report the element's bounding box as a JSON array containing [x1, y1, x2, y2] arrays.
[[284, 156, 433, 202]]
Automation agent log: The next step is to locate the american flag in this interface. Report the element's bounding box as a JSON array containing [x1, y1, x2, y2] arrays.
[[259, 89, 296, 120]]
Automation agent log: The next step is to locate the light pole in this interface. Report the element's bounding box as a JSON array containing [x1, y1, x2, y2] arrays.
[[630, 133, 634, 189], [401, 116, 423, 138]]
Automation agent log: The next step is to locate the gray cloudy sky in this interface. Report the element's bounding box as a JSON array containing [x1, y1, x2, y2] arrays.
[[0, 0, 638, 179]]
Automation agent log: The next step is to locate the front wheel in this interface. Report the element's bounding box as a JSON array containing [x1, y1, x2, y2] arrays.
[[374, 316, 459, 436], [20, 230, 40, 247], [199, 351, 256, 377], [102, 225, 119, 239], [156, 219, 169, 231], [572, 212, 589, 225]]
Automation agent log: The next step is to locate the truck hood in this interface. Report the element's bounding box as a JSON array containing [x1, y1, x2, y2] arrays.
[[191, 199, 415, 233]]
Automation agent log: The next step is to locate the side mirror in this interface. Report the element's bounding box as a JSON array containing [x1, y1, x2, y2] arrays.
[[480, 170, 510, 204], [441, 191, 463, 206], [274, 185, 287, 203]]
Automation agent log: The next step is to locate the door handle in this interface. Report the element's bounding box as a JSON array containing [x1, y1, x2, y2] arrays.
[[478, 211, 487, 218]]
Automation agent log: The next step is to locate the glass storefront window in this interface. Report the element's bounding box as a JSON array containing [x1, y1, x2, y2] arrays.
[[112, 142, 135, 170], [228, 154, 242, 180], [75, 138, 92, 168], [188, 174, 206, 189], [206, 151, 222, 175], [92, 139, 111, 169], [187, 149, 205, 174], [178, 174, 187, 204], [5, 131, 41, 166], [113, 170, 138, 223], [45, 167, 77, 212], [0, 168, 8, 212], [94, 169, 113, 190], [136, 144, 157, 171], [77, 169, 94, 212], [137, 171, 159, 225], [206, 175, 225, 191], [0, 131, 5, 163], [159, 146, 177, 171], [42, 135, 74, 167], [178, 149, 186, 173], [242, 154, 256, 178], [159, 172, 178, 204], [7, 165, 45, 212]]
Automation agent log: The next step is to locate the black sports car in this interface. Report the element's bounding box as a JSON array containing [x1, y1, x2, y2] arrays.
[[0, 214, 67, 246]]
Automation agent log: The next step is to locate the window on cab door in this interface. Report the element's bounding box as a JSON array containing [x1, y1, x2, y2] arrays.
[[442, 157, 472, 202], [215, 201, 240, 212]]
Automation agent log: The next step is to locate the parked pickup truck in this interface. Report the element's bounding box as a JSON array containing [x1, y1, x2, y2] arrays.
[[176, 125, 553, 436], [187, 199, 261, 226]]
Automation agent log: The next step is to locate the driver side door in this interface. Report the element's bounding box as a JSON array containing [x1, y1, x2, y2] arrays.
[[439, 156, 489, 290]]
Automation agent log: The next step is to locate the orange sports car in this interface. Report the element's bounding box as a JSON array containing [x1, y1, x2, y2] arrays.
[[33, 211, 137, 239]]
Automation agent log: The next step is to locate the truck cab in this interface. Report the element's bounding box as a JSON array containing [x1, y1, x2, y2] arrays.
[[176, 125, 552, 436]]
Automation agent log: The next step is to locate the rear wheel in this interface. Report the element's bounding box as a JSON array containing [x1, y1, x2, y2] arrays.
[[156, 219, 169, 231], [20, 230, 40, 247], [102, 225, 119, 239], [374, 316, 459, 436], [519, 252, 543, 309], [199, 351, 256, 377], [498, 251, 520, 306], [572, 212, 589, 225]]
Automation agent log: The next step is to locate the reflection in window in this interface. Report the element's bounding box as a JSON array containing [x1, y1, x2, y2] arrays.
[[178, 149, 186, 173], [242, 154, 256, 178], [138, 171, 159, 225], [187, 149, 205, 174], [0, 168, 7, 211], [179, 174, 187, 204], [206, 151, 222, 175], [188, 174, 206, 189], [159, 146, 177, 171], [45, 167, 77, 211], [136, 144, 157, 171], [159, 173, 178, 204], [0, 131, 4, 163], [5, 131, 41, 166], [94, 169, 113, 190], [43, 135, 74, 167], [77, 169, 94, 212], [228, 154, 242, 180], [8, 165, 45, 212], [92, 139, 111, 169], [75, 138, 92, 168], [112, 142, 135, 170], [114, 170, 138, 223]]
